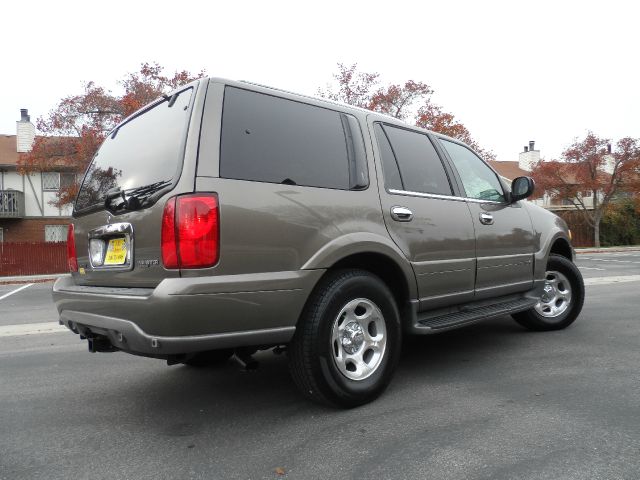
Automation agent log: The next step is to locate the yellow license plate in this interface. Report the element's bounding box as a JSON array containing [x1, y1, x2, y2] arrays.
[[104, 238, 128, 265]]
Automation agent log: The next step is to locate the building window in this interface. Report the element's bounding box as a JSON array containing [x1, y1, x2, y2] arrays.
[[45, 225, 67, 242], [42, 172, 61, 191], [60, 173, 77, 190]]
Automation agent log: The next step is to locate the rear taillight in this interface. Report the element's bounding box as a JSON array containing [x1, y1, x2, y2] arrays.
[[161, 194, 219, 269], [161, 198, 178, 268], [67, 224, 78, 272]]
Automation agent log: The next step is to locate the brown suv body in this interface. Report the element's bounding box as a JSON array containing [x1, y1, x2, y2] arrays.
[[52, 77, 583, 406]]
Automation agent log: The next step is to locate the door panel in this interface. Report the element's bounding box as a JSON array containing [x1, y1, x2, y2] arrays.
[[382, 193, 476, 308], [437, 138, 535, 298], [466, 201, 534, 297], [371, 122, 476, 309]]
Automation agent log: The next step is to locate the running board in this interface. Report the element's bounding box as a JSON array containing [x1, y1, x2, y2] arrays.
[[415, 297, 538, 333]]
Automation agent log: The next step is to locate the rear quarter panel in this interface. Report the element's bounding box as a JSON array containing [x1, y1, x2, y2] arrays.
[[192, 83, 417, 298]]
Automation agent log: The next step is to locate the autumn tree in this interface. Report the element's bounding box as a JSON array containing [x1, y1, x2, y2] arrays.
[[18, 62, 205, 206], [532, 132, 640, 247], [318, 63, 493, 159]]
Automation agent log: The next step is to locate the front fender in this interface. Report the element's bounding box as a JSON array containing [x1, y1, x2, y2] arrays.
[[524, 203, 574, 280]]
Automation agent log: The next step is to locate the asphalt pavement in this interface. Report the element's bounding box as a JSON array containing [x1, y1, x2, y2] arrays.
[[1, 251, 639, 479]]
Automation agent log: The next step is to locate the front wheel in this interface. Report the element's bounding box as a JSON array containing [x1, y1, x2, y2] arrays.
[[513, 254, 585, 331], [289, 269, 402, 408]]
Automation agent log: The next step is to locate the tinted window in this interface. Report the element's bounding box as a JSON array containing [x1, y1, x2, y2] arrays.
[[75, 88, 193, 212], [220, 87, 358, 190], [373, 124, 403, 190], [382, 125, 452, 196], [440, 140, 506, 202]]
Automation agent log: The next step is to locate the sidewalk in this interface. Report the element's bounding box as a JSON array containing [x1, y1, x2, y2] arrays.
[[0, 273, 69, 285]]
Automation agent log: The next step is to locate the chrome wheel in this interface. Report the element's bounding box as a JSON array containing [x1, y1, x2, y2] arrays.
[[330, 298, 387, 381], [535, 270, 572, 318]]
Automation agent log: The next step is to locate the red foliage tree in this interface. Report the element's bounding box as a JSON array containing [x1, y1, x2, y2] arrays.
[[18, 62, 205, 206], [318, 63, 493, 159], [532, 132, 640, 247]]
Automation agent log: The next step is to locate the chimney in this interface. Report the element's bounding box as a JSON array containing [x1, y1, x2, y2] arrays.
[[519, 139, 540, 172], [16, 108, 35, 153], [607, 143, 612, 154]]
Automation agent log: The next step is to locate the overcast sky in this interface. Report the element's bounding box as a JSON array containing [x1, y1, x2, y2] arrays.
[[2, 0, 638, 162]]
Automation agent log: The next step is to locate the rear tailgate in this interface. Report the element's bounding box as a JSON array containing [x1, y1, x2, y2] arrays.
[[69, 80, 207, 288]]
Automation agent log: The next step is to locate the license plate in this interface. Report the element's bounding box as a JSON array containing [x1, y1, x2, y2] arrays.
[[104, 238, 128, 266]]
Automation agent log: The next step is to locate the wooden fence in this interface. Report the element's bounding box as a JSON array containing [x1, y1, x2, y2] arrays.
[[0, 242, 68, 277], [552, 211, 594, 247]]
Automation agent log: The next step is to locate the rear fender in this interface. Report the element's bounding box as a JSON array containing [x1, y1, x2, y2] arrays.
[[300, 232, 418, 300]]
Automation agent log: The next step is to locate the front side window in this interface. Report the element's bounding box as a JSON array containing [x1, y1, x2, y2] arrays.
[[440, 140, 506, 202], [220, 87, 366, 190], [376, 124, 452, 196]]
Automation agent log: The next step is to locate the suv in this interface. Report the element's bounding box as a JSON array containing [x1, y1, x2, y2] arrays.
[[53, 77, 585, 407]]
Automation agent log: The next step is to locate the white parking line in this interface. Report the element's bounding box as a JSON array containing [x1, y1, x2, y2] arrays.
[[0, 322, 67, 337], [0, 283, 33, 301], [584, 275, 640, 286], [593, 259, 640, 264], [579, 266, 605, 271]]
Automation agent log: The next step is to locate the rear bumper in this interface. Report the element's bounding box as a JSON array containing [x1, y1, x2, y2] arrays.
[[52, 269, 324, 355]]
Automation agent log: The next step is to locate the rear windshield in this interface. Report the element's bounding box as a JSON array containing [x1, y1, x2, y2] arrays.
[[74, 87, 194, 213]]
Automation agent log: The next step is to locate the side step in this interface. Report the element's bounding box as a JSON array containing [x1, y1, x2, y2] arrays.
[[415, 297, 538, 333]]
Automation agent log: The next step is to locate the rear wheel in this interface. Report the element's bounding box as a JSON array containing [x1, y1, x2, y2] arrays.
[[289, 269, 401, 408], [513, 254, 585, 331], [184, 349, 234, 367]]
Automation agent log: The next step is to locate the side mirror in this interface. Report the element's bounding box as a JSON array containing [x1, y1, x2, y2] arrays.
[[511, 176, 535, 203]]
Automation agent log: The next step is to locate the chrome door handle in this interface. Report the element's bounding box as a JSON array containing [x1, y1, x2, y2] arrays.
[[391, 206, 413, 222], [479, 212, 494, 225]]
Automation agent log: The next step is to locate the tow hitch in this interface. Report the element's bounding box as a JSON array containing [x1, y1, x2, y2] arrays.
[[86, 335, 118, 353]]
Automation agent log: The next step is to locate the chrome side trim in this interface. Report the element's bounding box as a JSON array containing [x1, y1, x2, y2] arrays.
[[388, 188, 504, 205]]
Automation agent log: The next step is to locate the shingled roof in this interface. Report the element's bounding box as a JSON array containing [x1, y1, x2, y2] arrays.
[[488, 160, 530, 181], [0, 134, 75, 171], [0, 135, 18, 168]]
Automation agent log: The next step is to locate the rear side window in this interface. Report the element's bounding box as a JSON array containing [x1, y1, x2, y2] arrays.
[[220, 87, 366, 190], [377, 124, 452, 196], [373, 124, 403, 191]]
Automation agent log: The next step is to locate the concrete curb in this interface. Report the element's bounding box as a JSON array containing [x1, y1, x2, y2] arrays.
[[0, 273, 69, 285], [575, 246, 640, 254]]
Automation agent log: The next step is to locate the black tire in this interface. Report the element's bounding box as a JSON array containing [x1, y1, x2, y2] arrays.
[[183, 348, 234, 367], [288, 269, 402, 408], [512, 254, 585, 331]]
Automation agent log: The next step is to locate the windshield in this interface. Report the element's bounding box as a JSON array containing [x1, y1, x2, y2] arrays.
[[74, 87, 194, 213]]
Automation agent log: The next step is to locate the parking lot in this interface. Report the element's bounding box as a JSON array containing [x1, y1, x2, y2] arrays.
[[1, 251, 639, 479]]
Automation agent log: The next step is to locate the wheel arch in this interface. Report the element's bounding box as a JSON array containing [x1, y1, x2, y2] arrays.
[[534, 230, 574, 280], [549, 237, 573, 261], [328, 252, 413, 320], [300, 233, 418, 327]]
